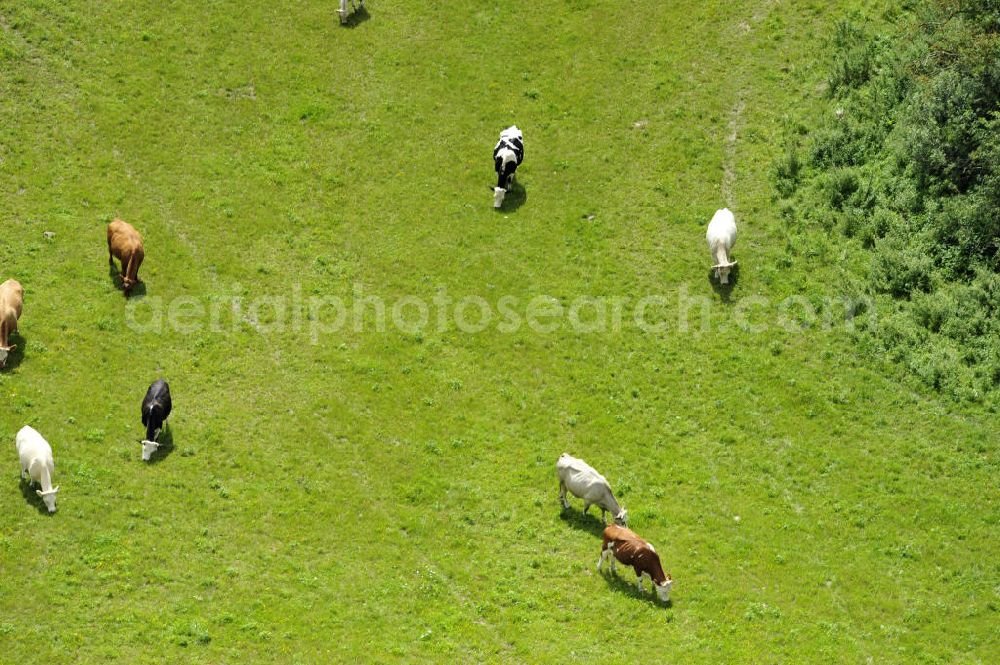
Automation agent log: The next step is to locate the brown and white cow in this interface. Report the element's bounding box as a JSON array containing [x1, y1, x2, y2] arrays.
[[597, 524, 673, 602], [0, 279, 24, 368], [107, 219, 145, 296]]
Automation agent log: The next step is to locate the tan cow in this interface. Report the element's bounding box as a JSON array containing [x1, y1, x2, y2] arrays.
[[107, 219, 145, 296], [0, 279, 24, 368]]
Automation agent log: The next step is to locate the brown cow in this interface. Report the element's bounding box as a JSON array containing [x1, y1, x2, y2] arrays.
[[597, 524, 673, 602], [107, 219, 145, 296], [0, 279, 24, 368]]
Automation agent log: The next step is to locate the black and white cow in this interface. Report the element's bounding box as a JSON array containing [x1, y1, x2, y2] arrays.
[[337, 0, 364, 25], [493, 125, 524, 208], [140, 379, 172, 461]]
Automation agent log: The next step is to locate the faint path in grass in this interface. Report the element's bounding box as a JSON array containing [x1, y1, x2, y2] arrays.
[[0, 10, 19, 41], [721, 0, 778, 209], [722, 95, 745, 209]]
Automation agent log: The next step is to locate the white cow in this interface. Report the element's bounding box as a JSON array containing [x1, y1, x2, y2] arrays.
[[15, 426, 58, 513], [556, 453, 627, 525], [338, 0, 364, 24], [706, 207, 738, 284]]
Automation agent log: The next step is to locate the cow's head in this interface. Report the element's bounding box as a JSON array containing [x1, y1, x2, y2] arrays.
[[494, 187, 506, 209], [122, 276, 137, 295], [655, 574, 673, 602], [0, 345, 13, 368], [713, 261, 737, 285], [614, 508, 628, 526], [140, 439, 160, 461], [36, 486, 58, 513]]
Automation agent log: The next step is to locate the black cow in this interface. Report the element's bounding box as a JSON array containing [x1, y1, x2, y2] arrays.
[[140, 379, 172, 460]]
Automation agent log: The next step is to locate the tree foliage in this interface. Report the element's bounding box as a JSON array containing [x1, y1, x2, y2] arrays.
[[777, 0, 1000, 402]]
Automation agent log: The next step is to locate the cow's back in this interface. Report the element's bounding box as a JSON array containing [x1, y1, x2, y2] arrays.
[[603, 524, 643, 556], [706, 208, 737, 249], [558, 454, 609, 486], [15, 426, 50, 464], [564, 470, 610, 504], [0, 279, 24, 317], [143, 379, 172, 423], [499, 126, 521, 141], [108, 219, 142, 254], [603, 524, 639, 543], [607, 532, 646, 564]]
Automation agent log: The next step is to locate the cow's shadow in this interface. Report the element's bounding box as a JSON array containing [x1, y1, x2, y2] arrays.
[[19, 477, 55, 515], [708, 263, 740, 302], [128, 282, 148, 299], [145, 426, 175, 465], [343, 5, 370, 28], [107, 259, 122, 287], [498, 181, 527, 213], [558, 506, 607, 538], [598, 568, 673, 607], [107, 262, 147, 299], [0, 331, 26, 371]]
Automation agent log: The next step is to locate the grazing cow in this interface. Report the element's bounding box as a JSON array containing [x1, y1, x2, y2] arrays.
[[597, 524, 672, 602], [15, 426, 59, 513], [107, 219, 145, 296], [0, 279, 24, 369], [140, 379, 172, 461], [493, 125, 524, 209], [557, 453, 628, 526], [706, 207, 738, 285], [337, 0, 364, 24]]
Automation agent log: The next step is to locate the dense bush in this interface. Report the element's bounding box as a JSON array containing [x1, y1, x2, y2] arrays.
[[777, 0, 1000, 403]]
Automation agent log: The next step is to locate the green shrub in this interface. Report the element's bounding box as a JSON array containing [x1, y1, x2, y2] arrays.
[[774, 148, 802, 198], [821, 169, 861, 210], [871, 236, 934, 296], [779, 0, 1000, 402], [828, 20, 880, 94]]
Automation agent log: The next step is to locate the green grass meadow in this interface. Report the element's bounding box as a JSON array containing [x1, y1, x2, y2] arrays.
[[2, 0, 998, 662]]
